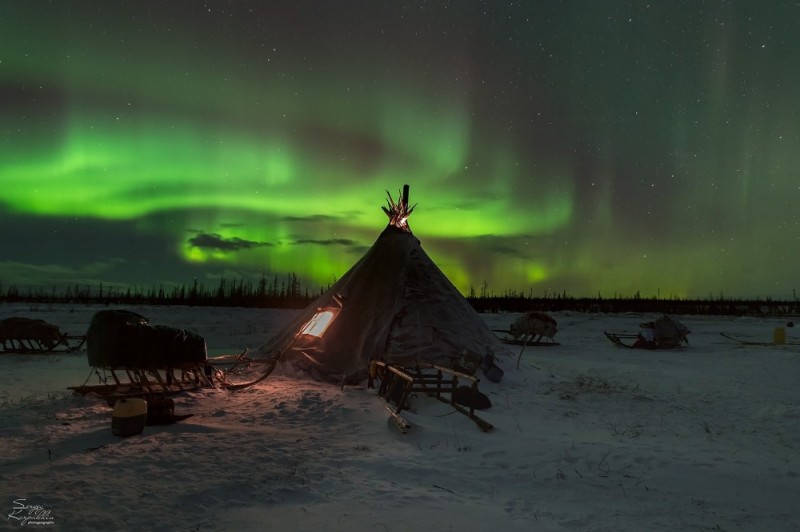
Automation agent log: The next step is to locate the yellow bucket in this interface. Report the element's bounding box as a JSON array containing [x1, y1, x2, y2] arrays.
[[112, 398, 148, 437], [773, 327, 786, 345]]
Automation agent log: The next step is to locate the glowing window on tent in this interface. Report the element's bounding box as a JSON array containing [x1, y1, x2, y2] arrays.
[[300, 310, 337, 338]]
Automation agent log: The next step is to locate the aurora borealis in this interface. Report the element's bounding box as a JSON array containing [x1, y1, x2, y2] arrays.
[[1, 1, 799, 298]]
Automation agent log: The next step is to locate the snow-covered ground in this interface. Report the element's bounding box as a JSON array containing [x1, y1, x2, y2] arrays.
[[1, 303, 798, 531]]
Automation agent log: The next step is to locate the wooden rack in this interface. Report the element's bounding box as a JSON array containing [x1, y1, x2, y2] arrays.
[[372, 361, 493, 433]]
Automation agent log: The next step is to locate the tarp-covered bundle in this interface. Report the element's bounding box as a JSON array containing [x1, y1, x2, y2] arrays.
[[258, 222, 511, 384], [509, 311, 558, 342], [651, 314, 691, 347], [86, 309, 207, 368]]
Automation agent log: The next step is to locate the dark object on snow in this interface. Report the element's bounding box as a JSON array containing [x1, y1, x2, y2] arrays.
[[146, 396, 175, 425], [481, 353, 504, 383], [86, 310, 207, 368], [452, 385, 492, 410], [145, 396, 193, 425]]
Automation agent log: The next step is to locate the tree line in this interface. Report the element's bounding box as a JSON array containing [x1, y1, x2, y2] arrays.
[[468, 293, 800, 317], [0, 273, 320, 309], [1, 277, 798, 316]]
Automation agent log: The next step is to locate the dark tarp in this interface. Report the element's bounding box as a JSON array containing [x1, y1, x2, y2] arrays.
[[86, 310, 206, 368], [652, 314, 691, 347]]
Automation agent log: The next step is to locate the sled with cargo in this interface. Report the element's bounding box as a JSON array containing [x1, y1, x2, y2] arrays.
[[494, 311, 561, 368], [494, 311, 560, 347], [68, 310, 276, 402], [0, 316, 86, 354], [605, 315, 691, 350]]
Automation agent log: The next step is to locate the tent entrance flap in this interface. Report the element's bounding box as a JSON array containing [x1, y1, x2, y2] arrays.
[[299, 294, 343, 339]]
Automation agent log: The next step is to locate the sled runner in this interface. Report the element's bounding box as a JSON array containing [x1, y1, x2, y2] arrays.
[[604, 331, 689, 350], [604, 332, 640, 349], [206, 349, 279, 391], [70, 364, 215, 402], [494, 330, 560, 347], [70, 350, 279, 402], [720, 332, 800, 347]]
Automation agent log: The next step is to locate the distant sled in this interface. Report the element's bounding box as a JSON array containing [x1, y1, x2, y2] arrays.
[[494, 311, 561, 369], [0, 317, 86, 354], [605, 315, 691, 350], [493, 329, 560, 347], [496, 311, 560, 347], [603, 332, 685, 350]]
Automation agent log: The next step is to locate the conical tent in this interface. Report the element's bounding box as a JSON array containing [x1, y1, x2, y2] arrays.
[[258, 187, 510, 383]]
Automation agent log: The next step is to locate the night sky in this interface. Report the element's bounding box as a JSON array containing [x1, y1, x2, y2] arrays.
[[2, 1, 799, 299]]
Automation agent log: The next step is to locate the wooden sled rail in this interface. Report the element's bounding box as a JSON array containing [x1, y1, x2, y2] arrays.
[[372, 361, 493, 433], [69, 364, 214, 403], [1, 334, 87, 355], [69, 351, 279, 402]]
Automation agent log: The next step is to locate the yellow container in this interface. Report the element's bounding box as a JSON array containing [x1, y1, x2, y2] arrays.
[[773, 327, 786, 345], [112, 398, 148, 437]]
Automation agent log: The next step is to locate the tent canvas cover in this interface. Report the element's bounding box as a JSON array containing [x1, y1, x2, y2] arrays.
[[259, 187, 510, 383]]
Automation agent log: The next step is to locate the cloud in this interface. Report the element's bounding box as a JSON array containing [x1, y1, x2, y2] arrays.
[[0, 261, 80, 284], [293, 238, 356, 247], [187, 233, 272, 251], [0, 259, 128, 288], [463, 234, 549, 260]]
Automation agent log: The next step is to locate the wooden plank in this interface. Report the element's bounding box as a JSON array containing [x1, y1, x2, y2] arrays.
[[385, 405, 410, 433]]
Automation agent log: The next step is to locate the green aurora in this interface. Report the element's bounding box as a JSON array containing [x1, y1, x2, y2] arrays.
[[1, 1, 799, 298]]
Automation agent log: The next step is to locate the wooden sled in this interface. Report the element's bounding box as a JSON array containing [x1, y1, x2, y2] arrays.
[[493, 329, 559, 347], [1, 335, 86, 354], [492, 329, 557, 369], [372, 361, 493, 433], [69, 363, 215, 403], [69, 349, 279, 402], [604, 332, 686, 350], [0, 317, 86, 354]]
